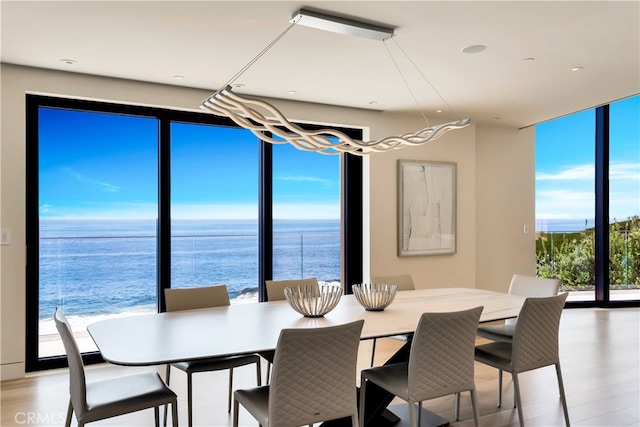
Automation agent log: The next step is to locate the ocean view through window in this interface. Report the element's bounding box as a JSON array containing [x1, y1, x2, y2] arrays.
[[26, 96, 361, 369]]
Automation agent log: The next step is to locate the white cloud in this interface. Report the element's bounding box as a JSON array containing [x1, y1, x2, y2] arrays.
[[610, 162, 640, 180], [536, 162, 639, 181], [536, 165, 593, 181], [276, 175, 332, 184], [66, 169, 120, 193], [536, 189, 594, 219]]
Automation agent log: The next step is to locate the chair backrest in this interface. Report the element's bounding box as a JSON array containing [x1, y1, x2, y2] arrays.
[[408, 306, 483, 401], [269, 320, 364, 426], [369, 273, 415, 291], [512, 293, 568, 372], [54, 307, 88, 419], [265, 277, 319, 301], [164, 285, 230, 312], [508, 274, 560, 297], [506, 275, 560, 326]]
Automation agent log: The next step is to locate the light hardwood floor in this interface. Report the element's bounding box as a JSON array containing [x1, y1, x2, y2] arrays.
[[1, 307, 638, 426]]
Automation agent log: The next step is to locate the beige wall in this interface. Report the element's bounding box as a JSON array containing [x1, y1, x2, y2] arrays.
[[367, 113, 478, 288], [0, 64, 535, 379], [475, 126, 537, 292]]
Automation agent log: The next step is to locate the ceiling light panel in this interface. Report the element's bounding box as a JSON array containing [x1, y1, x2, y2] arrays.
[[291, 9, 395, 41]]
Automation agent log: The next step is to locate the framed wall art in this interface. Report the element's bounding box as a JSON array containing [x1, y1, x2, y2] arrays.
[[398, 160, 456, 256]]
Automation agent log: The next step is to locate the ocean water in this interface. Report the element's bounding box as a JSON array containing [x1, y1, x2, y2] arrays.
[[535, 218, 595, 233], [39, 219, 340, 333]]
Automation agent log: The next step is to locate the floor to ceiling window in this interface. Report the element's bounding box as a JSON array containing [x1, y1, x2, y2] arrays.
[[26, 95, 362, 370], [170, 123, 259, 301], [33, 106, 159, 359], [608, 96, 640, 301], [535, 94, 639, 305], [271, 143, 341, 285]]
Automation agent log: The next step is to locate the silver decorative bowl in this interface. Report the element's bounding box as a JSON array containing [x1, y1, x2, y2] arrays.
[[284, 285, 343, 317], [352, 283, 398, 311]]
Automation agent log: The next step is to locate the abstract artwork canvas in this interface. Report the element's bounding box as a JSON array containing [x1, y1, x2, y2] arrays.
[[398, 160, 456, 256]]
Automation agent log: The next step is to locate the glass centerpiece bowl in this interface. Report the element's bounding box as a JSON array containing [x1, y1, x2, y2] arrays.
[[284, 284, 343, 318], [352, 283, 398, 311]]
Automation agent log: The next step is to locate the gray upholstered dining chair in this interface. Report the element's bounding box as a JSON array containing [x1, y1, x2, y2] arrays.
[[368, 273, 415, 366], [259, 277, 319, 383], [369, 273, 415, 292], [55, 307, 178, 427], [477, 274, 560, 342], [359, 307, 484, 427], [233, 319, 364, 427], [164, 285, 261, 427], [265, 277, 319, 302], [470, 274, 561, 417], [475, 293, 570, 427]]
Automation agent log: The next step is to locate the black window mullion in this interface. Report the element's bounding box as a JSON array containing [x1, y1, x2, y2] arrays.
[[595, 105, 610, 303], [25, 96, 41, 372], [258, 139, 273, 302], [342, 153, 363, 294], [158, 117, 171, 312]]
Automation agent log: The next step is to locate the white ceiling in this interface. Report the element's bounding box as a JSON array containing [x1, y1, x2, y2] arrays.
[[2, 1, 639, 128]]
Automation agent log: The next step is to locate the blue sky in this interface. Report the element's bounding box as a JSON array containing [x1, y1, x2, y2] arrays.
[[38, 108, 340, 220], [535, 95, 639, 231], [39, 95, 638, 224]]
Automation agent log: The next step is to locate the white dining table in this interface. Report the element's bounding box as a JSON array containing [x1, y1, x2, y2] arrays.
[[88, 287, 525, 367], [88, 287, 525, 427]]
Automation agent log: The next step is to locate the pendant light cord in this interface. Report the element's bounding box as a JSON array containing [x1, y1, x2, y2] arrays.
[[216, 16, 301, 93], [385, 38, 462, 124]]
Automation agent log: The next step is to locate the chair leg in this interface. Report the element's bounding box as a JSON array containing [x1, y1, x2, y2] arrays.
[[163, 365, 171, 427], [555, 363, 571, 426], [454, 392, 460, 420], [350, 413, 359, 427], [266, 362, 272, 384], [228, 367, 234, 413], [65, 400, 73, 427], [408, 400, 418, 427], [256, 359, 262, 386], [512, 372, 525, 427], [187, 372, 194, 427], [359, 378, 367, 427], [154, 406, 160, 427], [232, 395, 240, 427], [470, 388, 481, 427], [417, 401, 423, 427], [370, 338, 377, 366], [497, 368, 503, 407], [171, 399, 179, 427]]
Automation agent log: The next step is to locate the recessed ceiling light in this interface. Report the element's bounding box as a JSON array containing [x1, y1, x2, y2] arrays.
[[60, 59, 77, 65], [522, 57, 535, 61], [173, 75, 185, 80], [436, 109, 443, 113], [462, 45, 486, 54], [287, 90, 297, 95], [233, 83, 245, 88], [368, 101, 378, 105], [570, 66, 584, 72]]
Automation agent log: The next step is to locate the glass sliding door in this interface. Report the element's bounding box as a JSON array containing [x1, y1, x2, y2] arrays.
[[36, 107, 158, 358], [271, 143, 341, 286], [535, 109, 596, 301], [170, 123, 259, 302], [609, 95, 640, 301]]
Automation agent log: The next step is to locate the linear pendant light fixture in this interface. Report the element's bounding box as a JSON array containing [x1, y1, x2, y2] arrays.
[[200, 8, 471, 156]]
